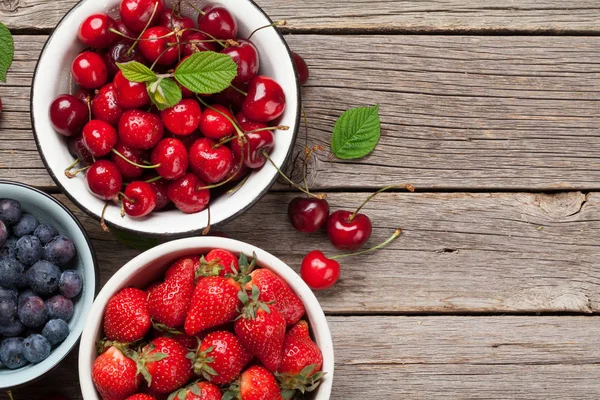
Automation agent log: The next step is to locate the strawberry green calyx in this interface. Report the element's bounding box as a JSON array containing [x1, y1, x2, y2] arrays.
[[222, 380, 241, 400], [187, 345, 218, 380], [167, 380, 203, 400], [225, 252, 258, 286], [96, 337, 137, 356], [277, 364, 326, 396], [196, 255, 224, 278], [152, 320, 185, 336], [130, 343, 169, 386], [237, 284, 273, 321]]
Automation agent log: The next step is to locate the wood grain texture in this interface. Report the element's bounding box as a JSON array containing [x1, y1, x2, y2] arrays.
[[2, 35, 600, 190], [2, 0, 600, 33], [5, 316, 600, 399]]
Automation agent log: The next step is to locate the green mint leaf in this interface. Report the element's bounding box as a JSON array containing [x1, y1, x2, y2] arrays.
[[174, 51, 237, 95], [117, 61, 157, 83], [331, 105, 381, 159], [147, 77, 182, 111], [0, 22, 14, 83]]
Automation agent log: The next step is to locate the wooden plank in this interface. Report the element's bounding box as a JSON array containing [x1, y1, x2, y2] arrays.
[[5, 316, 600, 399], [54, 191, 600, 314], [2, 0, 600, 33], [2, 35, 600, 190]]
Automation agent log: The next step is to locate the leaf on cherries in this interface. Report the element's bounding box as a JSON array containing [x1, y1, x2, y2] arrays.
[[116, 61, 157, 83], [174, 51, 237, 95], [146, 77, 182, 111], [0, 22, 14, 83], [331, 105, 381, 159]]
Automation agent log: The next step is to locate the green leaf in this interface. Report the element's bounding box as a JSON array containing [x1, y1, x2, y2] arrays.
[[331, 105, 381, 159], [117, 61, 157, 83], [0, 22, 13, 83], [174, 51, 237, 94], [147, 77, 182, 111]]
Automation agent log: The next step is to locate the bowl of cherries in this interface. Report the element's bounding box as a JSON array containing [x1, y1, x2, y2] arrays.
[[31, 0, 300, 237]]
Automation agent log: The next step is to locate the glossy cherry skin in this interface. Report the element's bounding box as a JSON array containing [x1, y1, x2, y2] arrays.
[[167, 172, 210, 214], [222, 39, 259, 85], [189, 138, 234, 184], [123, 181, 157, 218], [71, 51, 108, 89], [182, 32, 218, 56], [49, 94, 89, 137], [292, 52, 309, 85], [159, 10, 195, 40], [288, 198, 330, 233], [114, 71, 150, 109], [73, 88, 93, 104], [139, 26, 179, 66], [119, 109, 164, 149], [114, 19, 136, 42], [242, 76, 286, 122], [104, 41, 147, 79], [82, 120, 118, 157], [120, 0, 166, 33], [197, 5, 238, 40], [212, 84, 247, 112], [300, 250, 340, 290], [78, 13, 119, 48], [231, 130, 275, 169], [235, 111, 267, 132], [111, 142, 147, 179], [326, 210, 373, 251], [161, 99, 202, 136], [91, 84, 124, 126], [150, 138, 189, 180], [85, 160, 123, 200], [145, 176, 170, 210], [67, 135, 94, 166], [198, 104, 235, 140]]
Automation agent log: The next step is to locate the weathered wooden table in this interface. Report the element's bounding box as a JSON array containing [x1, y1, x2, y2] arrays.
[[2, 1, 600, 398]]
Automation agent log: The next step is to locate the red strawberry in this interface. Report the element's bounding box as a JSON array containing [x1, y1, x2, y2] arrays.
[[92, 346, 140, 400], [125, 395, 156, 400], [148, 261, 195, 328], [184, 277, 242, 336], [192, 331, 252, 385], [168, 381, 222, 400], [149, 327, 201, 350], [137, 337, 194, 394], [223, 366, 283, 400], [165, 256, 201, 280], [204, 249, 239, 277], [246, 269, 305, 326], [103, 288, 151, 342], [234, 286, 286, 373]]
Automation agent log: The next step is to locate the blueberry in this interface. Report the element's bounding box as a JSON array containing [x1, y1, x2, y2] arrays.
[[18, 295, 48, 328], [0, 199, 22, 226], [0, 236, 18, 259], [12, 214, 39, 238], [16, 235, 43, 266], [59, 270, 83, 298], [45, 295, 73, 321], [0, 257, 25, 288], [44, 236, 76, 267], [17, 289, 36, 305], [34, 224, 59, 246], [42, 319, 69, 346], [0, 337, 28, 369], [26, 260, 61, 295], [0, 318, 24, 337], [0, 287, 17, 301], [0, 297, 17, 324], [22, 334, 51, 364], [0, 220, 7, 248]]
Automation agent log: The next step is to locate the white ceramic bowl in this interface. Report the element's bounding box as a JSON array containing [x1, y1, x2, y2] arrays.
[[0, 180, 98, 389], [31, 0, 301, 237], [78, 237, 334, 399]]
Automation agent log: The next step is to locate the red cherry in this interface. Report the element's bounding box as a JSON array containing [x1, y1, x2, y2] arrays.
[[159, 9, 195, 40], [229, 150, 250, 182], [242, 76, 286, 122], [138, 26, 178, 66], [230, 130, 274, 169], [326, 210, 373, 251], [222, 39, 259, 85], [104, 41, 147, 79], [198, 104, 235, 140], [292, 52, 310, 85], [73, 88, 93, 104], [161, 99, 202, 136], [113, 70, 150, 109], [111, 142, 147, 179], [197, 5, 238, 40], [189, 138, 234, 184], [300, 250, 340, 290], [85, 160, 123, 200], [150, 138, 189, 180], [118, 109, 164, 149], [71, 51, 108, 89], [114, 19, 136, 42], [167, 172, 210, 214], [145, 176, 171, 210], [166, 129, 201, 148], [120, 0, 166, 33], [78, 13, 119, 49], [82, 120, 118, 157], [49, 94, 89, 137], [212, 84, 247, 112], [67, 135, 94, 166], [235, 111, 267, 132], [123, 181, 157, 218], [91, 84, 124, 126], [182, 32, 218, 56], [288, 198, 330, 233]]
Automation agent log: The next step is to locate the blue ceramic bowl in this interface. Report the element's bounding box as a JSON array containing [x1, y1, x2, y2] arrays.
[[0, 181, 98, 389]]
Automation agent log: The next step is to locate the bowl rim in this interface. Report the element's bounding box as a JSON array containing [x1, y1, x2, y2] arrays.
[[78, 236, 334, 400], [0, 179, 99, 389], [30, 0, 302, 238]]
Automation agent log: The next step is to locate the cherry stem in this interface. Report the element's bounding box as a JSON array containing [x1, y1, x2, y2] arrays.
[[301, 105, 310, 195], [229, 84, 248, 97], [110, 28, 176, 43], [150, 47, 175, 71], [202, 206, 211, 235], [183, 28, 233, 48], [196, 96, 245, 137], [261, 151, 325, 199], [145, 175, 163, 184], [350, 184, 415, 221], [330, 229, 402, 260], [7, 391, 14, 400], [226, 174, 250, 195], [64, 158, 80, 176], [111, 149, 161, 169], [126, 2, 159, 56], [248, 20, 287, 40], [100, 202, 111, 232], [184, 0, 205, 16], [65, 165, 90, 179]]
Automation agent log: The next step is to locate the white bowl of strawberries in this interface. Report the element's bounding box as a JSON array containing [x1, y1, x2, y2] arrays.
[[78, 237, 333, 400], [31, 0, 300, 236]]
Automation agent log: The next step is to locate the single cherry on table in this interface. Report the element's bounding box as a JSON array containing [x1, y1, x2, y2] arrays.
[[288, 197, 330, 233]]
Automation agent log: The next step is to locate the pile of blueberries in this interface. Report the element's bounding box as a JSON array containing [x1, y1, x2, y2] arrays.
[[0, 198, 83, 369]]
